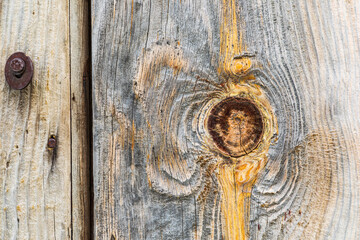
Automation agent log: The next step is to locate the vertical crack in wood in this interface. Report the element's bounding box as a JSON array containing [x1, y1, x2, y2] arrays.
[[70, 0, 93, 238]]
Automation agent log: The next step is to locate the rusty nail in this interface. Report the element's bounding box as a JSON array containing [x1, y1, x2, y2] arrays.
[[48, 135, 56, 149], [5, 52, 33, 90], [10, 58, 26, 77]]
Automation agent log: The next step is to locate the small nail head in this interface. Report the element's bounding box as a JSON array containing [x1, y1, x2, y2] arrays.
[[10, 58, 26, 76], [48, 136, 56, 149]]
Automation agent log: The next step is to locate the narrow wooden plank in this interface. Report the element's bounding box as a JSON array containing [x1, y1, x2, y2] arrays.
[[92, 0, 360, 239], [70, 0, 92, 239], [0, 1, 71, 239]]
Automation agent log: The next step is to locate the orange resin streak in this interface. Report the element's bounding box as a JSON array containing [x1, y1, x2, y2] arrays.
[[216, 155, 268, 240], [217, 1, 264, 240], [219, 0, 251, 77]]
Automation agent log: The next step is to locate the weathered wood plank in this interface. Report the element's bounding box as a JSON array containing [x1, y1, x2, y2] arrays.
[[92, 0, 360, 239], [0, 0, 71, 239], [0, 0, 91, 239], [70, 0, 92, 239]]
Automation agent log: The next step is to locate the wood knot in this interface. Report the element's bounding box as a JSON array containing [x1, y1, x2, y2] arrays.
[[206, 97, 264, 157], [230, 58, 252, 75]]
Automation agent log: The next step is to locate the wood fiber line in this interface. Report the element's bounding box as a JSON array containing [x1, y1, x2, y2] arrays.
[[92, 0, 360, 239]]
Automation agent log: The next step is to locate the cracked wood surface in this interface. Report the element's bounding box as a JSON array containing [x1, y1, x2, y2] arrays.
[[92, 0, 360, 239]]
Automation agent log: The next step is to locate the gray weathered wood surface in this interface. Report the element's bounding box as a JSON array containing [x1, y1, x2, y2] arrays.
[[0, 0, 90, 239], [91, 0, 360, 239]]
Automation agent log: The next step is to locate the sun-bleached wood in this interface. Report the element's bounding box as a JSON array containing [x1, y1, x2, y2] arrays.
[[0, 0, 71, 239], [0, 0, 91, 239], [91, 0, 360, 239]]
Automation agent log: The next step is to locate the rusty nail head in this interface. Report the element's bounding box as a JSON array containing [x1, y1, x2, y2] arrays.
[[5, 52, 33, 90], [10, 58, 26, 76], [48, 136, 56, 149]]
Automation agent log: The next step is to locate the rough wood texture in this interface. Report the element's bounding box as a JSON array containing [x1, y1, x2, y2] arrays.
[[0, 0, 90, 239], [92, 0, 360, 239], [0, 0, 71, 239], [70, 0, 92, 239]]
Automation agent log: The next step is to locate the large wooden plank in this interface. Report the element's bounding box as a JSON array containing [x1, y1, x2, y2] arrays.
[[92, 0, 360, 239]]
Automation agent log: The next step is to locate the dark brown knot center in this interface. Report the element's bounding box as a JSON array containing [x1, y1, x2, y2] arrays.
[[207, 97, 264, 157]]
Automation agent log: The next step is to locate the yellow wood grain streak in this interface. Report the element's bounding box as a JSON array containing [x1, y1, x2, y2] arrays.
[[217, 164, 252, 240], [219, 0, 251, 77], [211, 84, 276, 240], [217, 2, 277, 239]]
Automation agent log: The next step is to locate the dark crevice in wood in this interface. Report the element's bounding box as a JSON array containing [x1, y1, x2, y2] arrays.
[[69, 0, 93, 238], [69, 1, 74, 238], [87, 0, 94, 238]]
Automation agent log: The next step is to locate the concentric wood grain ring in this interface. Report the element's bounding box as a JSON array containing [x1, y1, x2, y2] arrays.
[[207, 97, 264, 157]]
